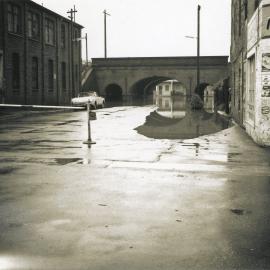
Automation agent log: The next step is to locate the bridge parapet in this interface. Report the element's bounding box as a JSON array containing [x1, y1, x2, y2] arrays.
[[91, 56, 229, 68]]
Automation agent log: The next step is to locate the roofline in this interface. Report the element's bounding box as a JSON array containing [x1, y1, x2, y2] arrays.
[[92, 56, 229, 60], [27, 0, 83, 29]]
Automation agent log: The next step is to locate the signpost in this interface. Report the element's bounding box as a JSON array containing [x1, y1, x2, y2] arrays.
[[83, 101, 96, 145]]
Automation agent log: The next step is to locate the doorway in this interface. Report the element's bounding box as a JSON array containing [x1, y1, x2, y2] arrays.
[[0, 50, 3, 103]]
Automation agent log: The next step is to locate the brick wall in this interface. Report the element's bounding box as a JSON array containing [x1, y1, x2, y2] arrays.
[[1, 0, 83, 105], [230, 0, 262, 126]]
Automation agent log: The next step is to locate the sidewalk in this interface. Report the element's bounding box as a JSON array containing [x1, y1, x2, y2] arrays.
[[0, 104, 85, 121]]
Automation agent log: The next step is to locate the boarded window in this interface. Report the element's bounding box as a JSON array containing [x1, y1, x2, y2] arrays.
[[32, 57, 38, 90], [48, 59, 54, 91], [12, 53, 20, 89]]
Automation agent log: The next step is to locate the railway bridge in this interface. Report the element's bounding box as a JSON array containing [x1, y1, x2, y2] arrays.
[[82, 56, 229, 101]]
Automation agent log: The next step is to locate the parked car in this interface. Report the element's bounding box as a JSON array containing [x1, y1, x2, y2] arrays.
[[71, 91, 105, 109]]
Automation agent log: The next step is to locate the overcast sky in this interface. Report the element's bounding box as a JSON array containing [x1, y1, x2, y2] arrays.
[[34, 0, 231, 60]]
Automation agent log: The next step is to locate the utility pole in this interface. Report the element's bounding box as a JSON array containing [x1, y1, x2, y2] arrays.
[[103, 10, 110, 58], [197, 5, 201, 89], [73, 5, 78, 22], [67, 7, 76, 97], [85, 33, 88, 66]]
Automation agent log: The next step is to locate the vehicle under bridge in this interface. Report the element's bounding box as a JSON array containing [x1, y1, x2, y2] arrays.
[[82, 56, 229, 102]]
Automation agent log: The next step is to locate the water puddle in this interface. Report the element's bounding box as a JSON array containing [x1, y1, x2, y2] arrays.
[[54, 120, 81, 126], [230, 209, 252, 215], [0, 167, 17, 175], [54, 158, 83, 165], [135, 95, 231, 139]]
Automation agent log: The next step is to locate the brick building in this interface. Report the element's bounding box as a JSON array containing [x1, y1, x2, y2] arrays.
[[0, 0, 83, 105], [231, 0, 270, 145]]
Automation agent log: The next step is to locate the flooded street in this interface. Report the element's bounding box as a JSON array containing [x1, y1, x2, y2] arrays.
[[136, 95, 230, 139], [0, 103, 270, 270]]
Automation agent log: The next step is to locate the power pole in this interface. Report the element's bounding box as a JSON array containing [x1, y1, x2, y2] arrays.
[[73, 5, 78, 22], [85, 33, 88, 66], [103, 10, 110, 58], [67, 7, 76, 97], [197, 5, 201, 89]]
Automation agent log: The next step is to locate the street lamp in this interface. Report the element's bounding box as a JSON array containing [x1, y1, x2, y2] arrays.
[[185, 5, 201, 90], [74, 33, 89, 66], [103, 10, 111, 59]]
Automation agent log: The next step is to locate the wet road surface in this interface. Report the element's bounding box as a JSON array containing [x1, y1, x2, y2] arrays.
[[0, 105, 270, 269]]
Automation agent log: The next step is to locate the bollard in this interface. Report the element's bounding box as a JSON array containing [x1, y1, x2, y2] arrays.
[[83, 101, 96, 145]]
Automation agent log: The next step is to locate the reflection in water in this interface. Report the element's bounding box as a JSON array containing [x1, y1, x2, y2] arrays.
[[135, 95, 230, 140], [156, 95, 187, 119], [105, 96, 153, 108]]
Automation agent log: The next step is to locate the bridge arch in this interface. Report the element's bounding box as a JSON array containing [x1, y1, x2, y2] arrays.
[[130, 76, 173, 98], [105, 84, 123, 102], [130, 76, 190, 99]]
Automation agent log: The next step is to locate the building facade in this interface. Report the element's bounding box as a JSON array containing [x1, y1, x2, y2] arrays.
[[154, 80, 187, 118], [155, 80, 186, 97], [0, 0, 83, 105], [231, 0, 270, 145]]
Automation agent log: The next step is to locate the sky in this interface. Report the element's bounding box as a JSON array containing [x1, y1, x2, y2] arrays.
[[33, 0, 231, 60]]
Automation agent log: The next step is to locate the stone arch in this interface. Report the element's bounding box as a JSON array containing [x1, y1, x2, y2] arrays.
[[105, 84, 123, 102], [130, 76, 173, 99]]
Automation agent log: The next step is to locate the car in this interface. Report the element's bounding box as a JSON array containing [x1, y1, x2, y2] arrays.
[[71, 91, 105, 109]]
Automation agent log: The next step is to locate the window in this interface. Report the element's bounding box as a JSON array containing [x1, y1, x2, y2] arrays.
[[74, 29, 78, 46], [61, 62, 66, 91], [165, 84, 169, 91], [248, 55, 255, 122], [0, 52, 3, 90], [48, 60, 54, 91], [75, 64, 78, 85], [238, 0, 241, 36], [45, 18, 55, 45], [233, 71, 236, 106], [12, 53, 20, 89], [31, 57, 38, 90], [60, 24, 66, 48], [238, 67, 241, 111], [244, 0, 248, 20], [233, 4, 237, 40], [27, 11, 40, 39], [165, 99, 170, 108], [7, 3, 21, 34]]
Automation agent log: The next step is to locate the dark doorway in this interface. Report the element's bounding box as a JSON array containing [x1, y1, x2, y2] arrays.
[[195, 83, 209, 100], [0, 51, 3, 103], [105, 84, 123, 102]]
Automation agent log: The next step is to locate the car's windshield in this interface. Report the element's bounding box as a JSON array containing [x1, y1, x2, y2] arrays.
[[78, 92, 95, 97]]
